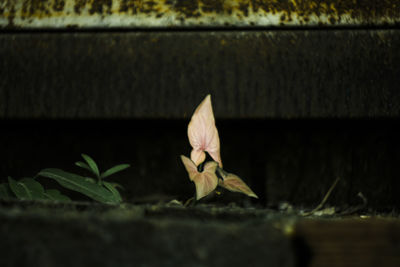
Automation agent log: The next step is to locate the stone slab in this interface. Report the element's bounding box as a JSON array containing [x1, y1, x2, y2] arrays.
[[0, 202, 295, 267]]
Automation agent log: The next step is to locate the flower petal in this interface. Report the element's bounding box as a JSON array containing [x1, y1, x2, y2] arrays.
[[188, 95, 222, 167], [219, 173, 258, 199], [180, 156, 219, 200], [190, 149, 206, 167], [205, 132, 222, 167], [180, 155, 198, 181], [193, 161, 219, 200]]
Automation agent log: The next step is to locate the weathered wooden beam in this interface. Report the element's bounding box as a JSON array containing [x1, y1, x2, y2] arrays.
[[1, 0, 400, 29], [1, 30, 400, 119]]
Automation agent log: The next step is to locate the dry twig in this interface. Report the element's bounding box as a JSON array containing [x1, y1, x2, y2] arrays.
[[302, 177, 341, 216]]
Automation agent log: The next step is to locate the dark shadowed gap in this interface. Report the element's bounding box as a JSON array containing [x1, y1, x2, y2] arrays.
[[0, 119, 399, 209]]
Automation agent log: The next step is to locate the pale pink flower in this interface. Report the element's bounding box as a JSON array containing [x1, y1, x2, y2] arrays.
[[183, 94, 258, 200], [180, 155, 219, 200], [218, 172, 258, 199], [188, 95, 222, 167]]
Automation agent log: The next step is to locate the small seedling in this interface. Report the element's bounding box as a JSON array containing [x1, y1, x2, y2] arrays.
[[0, 177, 71, 202], [0, 154, 130, 205], [181, 94, 258, 200], [39, 154, 130, 204], [75, 153, 129, 187]]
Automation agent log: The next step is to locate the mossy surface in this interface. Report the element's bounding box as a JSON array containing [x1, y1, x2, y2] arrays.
[[0, 200, 295, 267], [2, 200, 400, 266]]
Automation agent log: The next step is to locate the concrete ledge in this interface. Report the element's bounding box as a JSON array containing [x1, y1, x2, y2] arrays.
[[1, 201, 400, 267], [0, 202, 295, 267]]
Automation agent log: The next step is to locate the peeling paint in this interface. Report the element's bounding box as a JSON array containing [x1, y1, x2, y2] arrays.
[[0, 0, 399, 28]]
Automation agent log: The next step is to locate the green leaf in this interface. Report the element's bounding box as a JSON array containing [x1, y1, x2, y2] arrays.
[[110, 182, 125, 190], [8, 177, 28, 199], [38, 168, 119, 204], [84, 177, 96, 184], [101, 164, 130, 179], [20, 178, 48, 200], [75, 161, 92, 172], [44, 189, 71, 202], [0, 183, 14, 200], [9, 177, 30, 199], [103, 182, 122, 202], [81, 154, 100, 178], [8, 177, 47, 200]]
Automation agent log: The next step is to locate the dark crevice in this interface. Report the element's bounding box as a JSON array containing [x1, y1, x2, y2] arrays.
[[292, 235, 313, 267]]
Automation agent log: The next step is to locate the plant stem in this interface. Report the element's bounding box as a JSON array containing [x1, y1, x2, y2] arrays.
[[197, 162, 205, 172], [97, 175, 102, 185], [216, 167, 228, 180]]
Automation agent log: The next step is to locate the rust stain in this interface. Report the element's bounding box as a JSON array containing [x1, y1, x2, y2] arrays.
[[119, 0, 140, 14], [238, 2, 248, 17], [53, 0, 65, 11], [89, 0, 112, 15], [247, 0, 400, 24], [0, 0, 399, 26], [200, 0, 224, 14], [174, 0, 200, 18], [74, 0, 112, 15], [118, 0, 164, 15], [22, 0, 51, 17]]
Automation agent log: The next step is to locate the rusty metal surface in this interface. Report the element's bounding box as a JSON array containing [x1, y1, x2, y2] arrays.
[[1, 30, 400, 119], [1, 0, 400, 29]]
